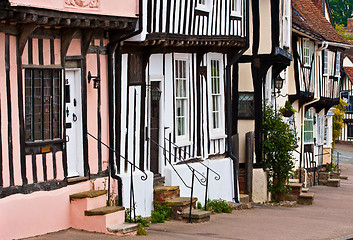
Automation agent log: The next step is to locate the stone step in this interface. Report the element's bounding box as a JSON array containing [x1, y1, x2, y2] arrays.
[[71, 205, 126, 234], [153, 174, 165, 187], [70, 190, 108, 212], [289, 183, 302, 197], [227, 201, 252, 210], [239, 194, 250, 203], [70, 190, 107, 200], [327, 179, 340, 187], [107, 223, 139, 235], [301, 188, 309, 193], [153, 186, 180, 204], [340, 175, 348, 180], [85, 206, 125, 216], [297, 192, 315, 205], [182, 209, 211, 223], [289, 179, 299, 183], [319, 172, 330, 181], [165, 197, 198, 220]]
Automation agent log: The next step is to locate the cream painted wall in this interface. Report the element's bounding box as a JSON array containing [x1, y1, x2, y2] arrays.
[[238, 63, 254, 91], [258, 0, 272, 54], [9, 0, 138, 17], [287, 61, 296, 95], [344, 56, 353, 67], [238, 120, 255, 164]]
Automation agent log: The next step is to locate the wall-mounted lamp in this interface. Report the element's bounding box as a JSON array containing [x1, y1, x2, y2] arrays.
[[274, 75, 284, 92], [88, 71, 100, 89], [151, 87, 162, 101]]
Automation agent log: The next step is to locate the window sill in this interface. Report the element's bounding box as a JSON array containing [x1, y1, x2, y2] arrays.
[[175, 140, 193, 147], [195, 6, 210, 13], [210, 134, 227, 140], [25, 139, 65, 147]]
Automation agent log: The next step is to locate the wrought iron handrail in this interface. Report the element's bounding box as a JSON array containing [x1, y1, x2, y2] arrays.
[[165, 137, 221, 181], [87, 132, 148, 180], [149, 138, 202, 187], [86, 132, 148, 223]]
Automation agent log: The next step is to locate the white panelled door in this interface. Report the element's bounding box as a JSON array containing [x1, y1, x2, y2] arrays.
[[65, 69, 84, 177]]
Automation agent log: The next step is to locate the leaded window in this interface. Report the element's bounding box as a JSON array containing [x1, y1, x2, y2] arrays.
[[25, 68, 62, 142], [238, 92, 254, 119], [303, 40, 310, 66], [175, 59, 188, 137], [335, 52, 341, 76], [348, 123, 353, 139], [211, 60, 221, 129], [304, 108, 314, 143], [323, 50, 328, 75]]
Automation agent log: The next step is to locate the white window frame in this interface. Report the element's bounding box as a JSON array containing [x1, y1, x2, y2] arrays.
[[335, 52, 341, 77], [231, 0, 242, 17], [303, 39, 310, 67], [304, 108, 314, 144], [196, 0, 211, 12], [282, 0, 291, 48], [174, 55, 190, 143], [323, 49, 328, 76], [207, 53, 225, 138]]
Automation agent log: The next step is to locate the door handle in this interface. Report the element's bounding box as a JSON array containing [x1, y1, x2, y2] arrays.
[[66, 135, 70, 142], [73, 113, 77, 122]]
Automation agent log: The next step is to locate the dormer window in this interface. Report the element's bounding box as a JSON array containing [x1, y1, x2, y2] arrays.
[[303, 40, 310, 67], [335, 52, 341, 77], [231, 0, 241, 16], [196, 0, 210, 12]]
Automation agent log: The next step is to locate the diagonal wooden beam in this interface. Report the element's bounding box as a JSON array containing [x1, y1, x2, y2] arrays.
[[61, 27, 78, 61], [17, 23, 37, 56], [81, 29, 95, 56]]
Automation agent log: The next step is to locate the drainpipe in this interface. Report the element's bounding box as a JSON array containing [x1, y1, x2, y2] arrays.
[[299, 42, 325, 182], [225, 0, 250, 203], [106, 0, 143, 205]]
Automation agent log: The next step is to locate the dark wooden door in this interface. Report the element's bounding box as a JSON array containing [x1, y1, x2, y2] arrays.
[[150, 81, 160, 174]]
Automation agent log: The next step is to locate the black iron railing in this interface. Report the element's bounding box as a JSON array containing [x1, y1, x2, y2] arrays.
[[149, 137, 220, 222], [87, 132, 147, 223]]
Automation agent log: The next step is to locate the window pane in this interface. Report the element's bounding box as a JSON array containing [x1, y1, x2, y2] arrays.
[[25, 69, 33, 141], [53, 70, 61, 139], [43, 70, 52, 140], [238, 93, 254, 118], [33, 69, 42, 140]]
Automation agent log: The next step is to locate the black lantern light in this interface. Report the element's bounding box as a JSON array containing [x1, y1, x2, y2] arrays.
[[151, 87, 162, 101], [88, 71, 101, 89], [274, 75, 284, 92]]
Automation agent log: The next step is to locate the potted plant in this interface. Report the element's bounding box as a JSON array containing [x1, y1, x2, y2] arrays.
[[279, 100, 296, 117]]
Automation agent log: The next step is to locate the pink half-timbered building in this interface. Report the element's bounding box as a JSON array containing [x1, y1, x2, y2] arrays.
[[0, 0, 144, 239]]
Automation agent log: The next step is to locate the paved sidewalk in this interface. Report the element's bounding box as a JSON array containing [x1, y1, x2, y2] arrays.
[[27, 164, 353, 240]]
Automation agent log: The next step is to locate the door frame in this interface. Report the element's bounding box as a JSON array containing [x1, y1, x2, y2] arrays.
[[65, 68, 85, 177]]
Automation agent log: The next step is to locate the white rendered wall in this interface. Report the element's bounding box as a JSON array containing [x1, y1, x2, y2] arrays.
[[164, 158, 234, 205], [120, 171, 154, 217]]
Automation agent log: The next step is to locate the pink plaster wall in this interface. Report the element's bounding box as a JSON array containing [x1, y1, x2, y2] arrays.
[[67, 39, 81, 56], [43, 39, 51, 65], [0, 33, 9, 188], [9, 35, 22, 186], [46, 153, 54, 180], [100, 53, 109, 170], [36, 154, 44, 183], [56, 151, 65, 180], [22, 41, 28, 65], [25, 155, 33, 184], [8, 0, 138, 18], [54, 39, 61, 65], [32, 38, 39, 65], [86, 53, 99, 174], [0, 180, 93, 240]]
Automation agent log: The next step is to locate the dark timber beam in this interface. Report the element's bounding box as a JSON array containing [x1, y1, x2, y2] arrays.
[[17, 23, 37, 55], [81, 29, 95, 56], [61, 28, 78, 60]]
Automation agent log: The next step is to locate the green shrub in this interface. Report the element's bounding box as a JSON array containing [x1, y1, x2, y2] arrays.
[[206, 199, 232, 213], [151, 203, 173, 223], [262, 105, 299, 202], [125, 209, 150, 227], [137, 224, 148, 236], [196, 201, 203, 209]]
